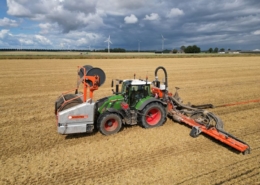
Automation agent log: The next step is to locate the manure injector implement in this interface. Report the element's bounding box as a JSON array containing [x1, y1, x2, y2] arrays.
[[54, 65, 255, 154]]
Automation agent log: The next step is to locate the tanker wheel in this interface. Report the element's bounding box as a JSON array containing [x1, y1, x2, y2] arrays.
[[97, 112, 122, 135], [140, 103, 166, 128], [55, 94, 83, 112]]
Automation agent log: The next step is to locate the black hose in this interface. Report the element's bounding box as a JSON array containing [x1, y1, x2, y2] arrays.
[[155, 66, 168, 89], [169, 96, 198, 111], [190, 110, 224, 130], [169, 96, 224, 129]]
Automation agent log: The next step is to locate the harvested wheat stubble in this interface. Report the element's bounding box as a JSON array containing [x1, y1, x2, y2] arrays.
[[0, 57, 260, 185]]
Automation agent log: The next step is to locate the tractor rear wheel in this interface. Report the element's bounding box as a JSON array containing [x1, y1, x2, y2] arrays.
[[97, 112, 122, 135], [55, 94, 83, 113], [140, 103, 166, 128]]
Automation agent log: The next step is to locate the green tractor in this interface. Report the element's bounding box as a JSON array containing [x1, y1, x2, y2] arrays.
[[96, 78, 167, 135]]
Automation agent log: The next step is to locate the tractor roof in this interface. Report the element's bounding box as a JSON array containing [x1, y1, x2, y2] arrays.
[[123, 79, 151, 85]]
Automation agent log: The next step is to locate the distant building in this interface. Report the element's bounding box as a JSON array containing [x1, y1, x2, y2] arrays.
[[240, 50, 260, 54], [177, 50, 185, 53], [226, 50, 240, 54]]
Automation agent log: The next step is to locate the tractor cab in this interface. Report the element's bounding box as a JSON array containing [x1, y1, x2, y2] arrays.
[[121, 79, 151, 107]]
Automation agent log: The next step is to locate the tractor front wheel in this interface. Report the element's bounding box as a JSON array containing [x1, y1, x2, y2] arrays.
[[97, 112, 122, 135], [140, 103, 166, 128]]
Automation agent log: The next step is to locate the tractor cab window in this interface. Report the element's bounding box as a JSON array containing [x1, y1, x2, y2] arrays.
[[121, 81, 130, 95], [129, 85, 150, 107], [121, 81, 151, 107]]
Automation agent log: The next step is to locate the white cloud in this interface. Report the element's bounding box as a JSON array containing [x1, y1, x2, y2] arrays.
[[7, 0, 31, 17], [143, 13, 160, 21], [0, 29, 10, 39], [0, 17, 19, 27], [167, 8, 184, 18], [252, 30, 260, 35], [39, 22, 60, 34], [34, 35, 52, 45], [19, 38, 34, 45], [124, 14, 138, 24], [76, 38, 89, 46]]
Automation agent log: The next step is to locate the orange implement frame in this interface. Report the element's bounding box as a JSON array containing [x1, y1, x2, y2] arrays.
[[55, 66, 100, 116], [77, 66, 100, 102], [151, 87, 165, 98], [156, 86, 252, 154], [171, 111, 250, 154]]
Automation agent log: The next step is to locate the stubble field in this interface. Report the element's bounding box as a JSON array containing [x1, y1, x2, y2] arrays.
[[0, 57, 260, 184]]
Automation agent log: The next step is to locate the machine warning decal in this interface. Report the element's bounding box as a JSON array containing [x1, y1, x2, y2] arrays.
[[68, 115, 88, 119]]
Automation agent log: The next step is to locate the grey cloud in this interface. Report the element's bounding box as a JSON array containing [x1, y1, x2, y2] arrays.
[[116, 0, 146, 9], [62, 0, 97, 14], [3, 0, 260, 50]]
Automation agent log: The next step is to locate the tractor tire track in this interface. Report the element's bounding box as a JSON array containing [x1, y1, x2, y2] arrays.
[[214, 166, 259, 185], [19, 140, 260, 185], [214, 104, 260, 117], [176, 153, 260, 185], [20, 139, 219, 184], [1, 120, 258, 161]]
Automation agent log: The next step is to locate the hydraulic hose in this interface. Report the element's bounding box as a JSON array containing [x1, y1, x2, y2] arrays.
[[169, 96, 224, 130], [190, 109, 224, 130], [169, 96, 198, 111], [155, 66, 168, 89]]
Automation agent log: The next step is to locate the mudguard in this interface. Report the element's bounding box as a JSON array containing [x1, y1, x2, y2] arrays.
[[106, 108, 124, 118]]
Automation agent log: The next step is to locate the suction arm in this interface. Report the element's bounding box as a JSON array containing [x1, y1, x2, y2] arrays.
[[154, 66, 168, 89]]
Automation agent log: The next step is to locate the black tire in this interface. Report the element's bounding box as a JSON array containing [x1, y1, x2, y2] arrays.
[[97, 112, 122, 135], [55, 94, 83, 113], [140, 103, 166, 128]]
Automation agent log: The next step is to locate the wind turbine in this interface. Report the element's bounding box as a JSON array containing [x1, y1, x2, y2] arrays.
[[138, 40, 141, 52], [19, 40, 23, 50], [104, 35, 112, 53], [161, 35, 166, 51]]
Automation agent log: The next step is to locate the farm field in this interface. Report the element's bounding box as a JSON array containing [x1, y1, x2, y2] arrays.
[[0, 57, 260, 184], [1, 51, 259, 60]]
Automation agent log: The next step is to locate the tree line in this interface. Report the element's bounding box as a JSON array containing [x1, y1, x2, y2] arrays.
[[172, 45, 201, 53], [171, 46, 233, 53], [207, 47, 227, 53]]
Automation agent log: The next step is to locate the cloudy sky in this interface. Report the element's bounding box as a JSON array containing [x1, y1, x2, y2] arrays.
[[0, 0, 260, 50]]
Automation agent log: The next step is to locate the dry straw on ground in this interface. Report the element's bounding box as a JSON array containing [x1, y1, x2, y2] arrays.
[[0, 57, 259, 184]]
